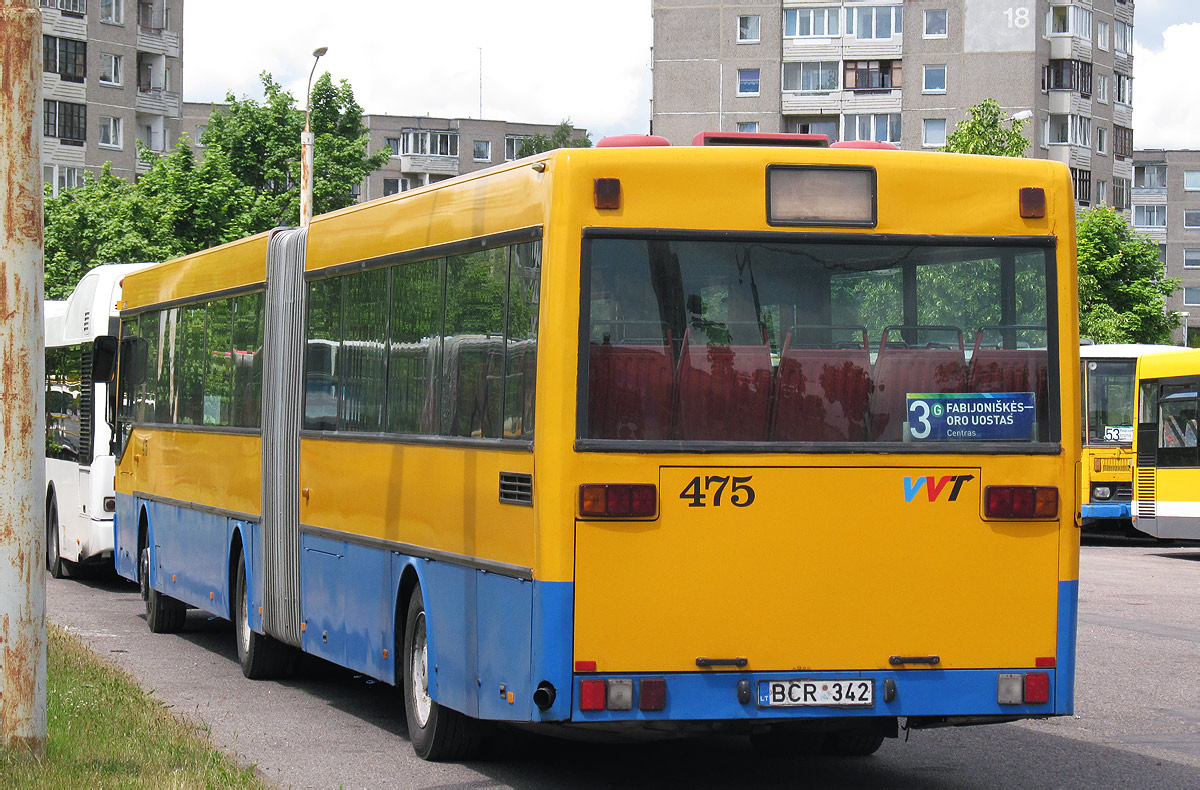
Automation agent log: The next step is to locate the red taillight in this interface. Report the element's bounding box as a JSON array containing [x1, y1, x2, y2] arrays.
[[984, 486, 1058, 518], [579, 679, 606, 711], [1024, 672, 1050, 704], [579, 484, 657, 518], [639, 678, 667, 711]]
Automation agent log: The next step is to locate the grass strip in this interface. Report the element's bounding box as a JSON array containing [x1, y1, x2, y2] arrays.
[[0, 623, 265, 789]]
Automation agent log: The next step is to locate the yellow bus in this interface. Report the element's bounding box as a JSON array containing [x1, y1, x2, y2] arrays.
[[1131, 348, 1200, 539], [1079, 343, 1185, 531], [111, 135, 1081, 761]]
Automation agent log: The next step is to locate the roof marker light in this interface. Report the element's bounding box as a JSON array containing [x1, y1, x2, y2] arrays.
[[594, 178, 621, 210], [1020, 187, 1046, 218]]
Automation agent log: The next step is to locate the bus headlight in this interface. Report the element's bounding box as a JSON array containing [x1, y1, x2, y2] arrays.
[[1091, 485, 1112, 501]]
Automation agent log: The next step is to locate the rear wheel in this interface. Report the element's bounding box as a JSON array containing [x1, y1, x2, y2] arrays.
[[46, 497, 65, 579], [749, 725, 827, 757], [140, 544, 185, 633], [234, 554, 293, 679], [402, 587, 485, 761], [821, 727, 887, 757]]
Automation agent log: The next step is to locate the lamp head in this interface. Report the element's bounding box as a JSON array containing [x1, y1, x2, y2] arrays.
[[313, 46, 329, 58]]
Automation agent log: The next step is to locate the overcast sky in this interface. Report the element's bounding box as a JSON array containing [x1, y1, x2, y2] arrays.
[[183, 1, 1199, 148]]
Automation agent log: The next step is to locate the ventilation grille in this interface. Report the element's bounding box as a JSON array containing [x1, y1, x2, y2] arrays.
[[79, 345, 94, 462], [1099, 458, 1130, 473], [1134, 468, 1156, 519], [499, 472, 533, 506], [82, 310, 91, 335]]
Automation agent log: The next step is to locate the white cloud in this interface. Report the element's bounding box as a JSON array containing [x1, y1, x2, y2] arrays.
[[183, 1, 652, 141], [1133, 22, 1200, 149]]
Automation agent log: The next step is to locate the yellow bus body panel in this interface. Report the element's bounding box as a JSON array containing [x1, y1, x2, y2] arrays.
[[115, 429, 260, 515], [119, 233, 269, 310]]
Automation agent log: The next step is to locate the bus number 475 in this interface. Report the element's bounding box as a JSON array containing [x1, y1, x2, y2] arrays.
[[680, 475, 755, 508]]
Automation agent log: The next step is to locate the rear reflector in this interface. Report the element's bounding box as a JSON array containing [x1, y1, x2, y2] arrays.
[[1035, 657, 1056, 668], [575, 660, 597, 672], [984, 486, 1058, 519], [639, 678, 667, 711], [1020, 187, 1046, 218], [580, 679, 606, 711], [1024, 672, 1050, 704], [579, 484, 657, 518], [594, 178, 621, 210]]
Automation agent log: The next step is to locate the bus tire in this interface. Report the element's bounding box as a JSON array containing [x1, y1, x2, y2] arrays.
[[821, 727, 886, 757], [749, 725, 826, 757], [234, 554, 293, 679], [402, 587, 485, 761], [140, 545, 185, 633], [46, 496, 66, 579]]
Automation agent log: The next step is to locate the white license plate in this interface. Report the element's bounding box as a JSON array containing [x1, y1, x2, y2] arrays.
[[758, 679, 874, 708]]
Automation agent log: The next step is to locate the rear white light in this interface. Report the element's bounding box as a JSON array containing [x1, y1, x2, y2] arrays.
[[997, 673, 1023, 705], [607, 679, 634, 711]]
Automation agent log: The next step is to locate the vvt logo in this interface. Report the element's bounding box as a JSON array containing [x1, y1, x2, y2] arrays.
[[903, 475, 975, 503]]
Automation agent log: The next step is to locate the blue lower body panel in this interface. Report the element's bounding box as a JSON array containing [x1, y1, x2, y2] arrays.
[[1080, 502, 1131, 521]]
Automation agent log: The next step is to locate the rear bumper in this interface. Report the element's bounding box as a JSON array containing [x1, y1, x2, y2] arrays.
[[1080, 502, 1131, 521]]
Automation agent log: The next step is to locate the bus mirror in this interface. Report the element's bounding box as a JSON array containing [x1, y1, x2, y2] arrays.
[[93, 336, 119, 383], [118, 336, 148, 387]]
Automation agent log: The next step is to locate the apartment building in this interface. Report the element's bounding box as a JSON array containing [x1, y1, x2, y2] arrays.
[[651, 1, 1135, 210], [40, 0, 185, 195], [1131, 150, 1200, 345], [182, 104, 587, 203]]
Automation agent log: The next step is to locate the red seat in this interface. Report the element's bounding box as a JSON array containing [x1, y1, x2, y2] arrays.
[[587, 343, 676, 440], [676, 331, 772, 441], [870, 328, 966, 441], [772, 345, 871, 442]]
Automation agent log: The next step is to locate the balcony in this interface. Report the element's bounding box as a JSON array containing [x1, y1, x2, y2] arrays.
[[136, 87, 181, 118], [137, 3, 181, 60], [400, 154, 459, 177]]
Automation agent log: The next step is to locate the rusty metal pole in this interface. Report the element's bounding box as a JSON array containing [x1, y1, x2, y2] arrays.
[[0, 0, 48, 756], [300, 46, 327, 227]]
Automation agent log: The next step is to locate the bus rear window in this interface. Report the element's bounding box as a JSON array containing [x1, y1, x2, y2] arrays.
[[582, 236, 1055, 446]]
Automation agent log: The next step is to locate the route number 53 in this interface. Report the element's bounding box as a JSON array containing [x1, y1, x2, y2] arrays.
[[680, 475, 755, 508]]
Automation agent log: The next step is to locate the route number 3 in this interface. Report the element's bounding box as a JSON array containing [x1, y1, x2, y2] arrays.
[[680, 475, 755, 508]]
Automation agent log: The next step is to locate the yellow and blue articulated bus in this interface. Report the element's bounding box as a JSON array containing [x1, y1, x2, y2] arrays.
[[1132, 348, 1200, 540], [111, 134, 1081, 761]]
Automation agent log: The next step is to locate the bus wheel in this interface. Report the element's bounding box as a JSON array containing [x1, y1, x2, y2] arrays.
[[749, 725, 826, 757], [140, 545, 185, 633], [821, 727, 886, 757], [234, 554, 293, 679], [46, 497, 65, 579], [402, 587, 485, 761]]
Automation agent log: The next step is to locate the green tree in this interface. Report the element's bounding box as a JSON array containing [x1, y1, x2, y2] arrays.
[[940, 98, 1031, 157], [517, 121, 592, 158], [1078, 205, 1180, 343]]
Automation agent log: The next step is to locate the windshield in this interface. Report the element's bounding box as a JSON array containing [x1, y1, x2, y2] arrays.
[[1084, 359, 1136, 446], [582, 235, 1056, 446]]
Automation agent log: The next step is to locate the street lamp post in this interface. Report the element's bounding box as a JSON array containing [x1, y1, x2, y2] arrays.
[[300, 46, 328, 228], [1181, 311, 1191, 347]]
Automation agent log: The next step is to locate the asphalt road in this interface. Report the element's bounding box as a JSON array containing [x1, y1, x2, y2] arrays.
[[46, 540, 1200, 789]]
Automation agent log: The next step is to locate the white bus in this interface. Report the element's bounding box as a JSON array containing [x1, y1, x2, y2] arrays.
[[45, 263, 155, 577]]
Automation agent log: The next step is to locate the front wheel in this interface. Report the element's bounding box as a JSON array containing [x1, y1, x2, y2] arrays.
[[140, 544, 185, 633], [46, 497, 65, 579], [402, 587, 485, 761], [234, 554, 293, 679]]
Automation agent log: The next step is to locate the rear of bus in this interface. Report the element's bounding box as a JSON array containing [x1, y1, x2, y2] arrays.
[[540, 143, 1079, 745], [1132, 348, 1200, 540]]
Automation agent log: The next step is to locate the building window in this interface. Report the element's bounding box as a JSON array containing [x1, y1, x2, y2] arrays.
[[843, 60, 900, 91], [924, 9, 948, 38], [43, 164, 85, 196], [1115, 20, 1133, 54], [430, 132, 458, 156], [99, 53, 122, 86], [505, 135, 531, 161], [1135, 165, 1168, 189], [1114, 126, 1133, 159], [738, 15, 760, 43], [1186, 211, 1200, 228], [1095, 127, 1107, 156], [1096, 74, 1109, 104], [473, 140, 491, 161], [1071, 168, 1092, 206], [43, 99, 85, 143], [846, 5, 902, 40], [383, 178, 400, 196], [923, 118, 947, 148], [1049, 5, 1091, 39], [1112, 177, 1130, 210], [783, 7, 840, 37], [784, 62, 839, 92], [1185, 250, 1200, 269], [43, 35, 86, 82], [1185, 288, 1200, 307], [98, 116, 121, 149], [844, 113, 901, 144], [1097, 21, 1110, 50], [1133, 205, 1166, 227], [736, 122, 759, 133], [1043, 60, 1092, 97], [737, 68, 761, 96], [100, 0, 122, 24], [785, 116, 838, 142], [385, 137, 402, 156], [1045, 114, 1090, 147], [923, 65, 946, 93], [1096, 180, 1107, 205], [396, 130, 458, 157], [1185, 172, 1200, 191], [1115, 73, 1133, 106], [42, 0, 86, 14]]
